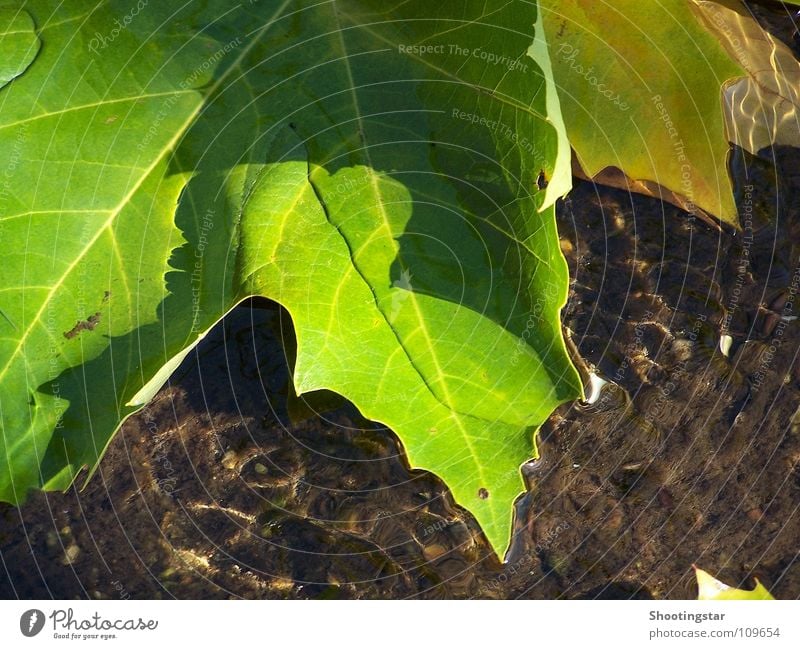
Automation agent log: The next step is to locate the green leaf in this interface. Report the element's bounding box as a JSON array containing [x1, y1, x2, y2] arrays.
[[695, 566, 775, 600], [0, 8, 40, 88], [0, 0, 581, 557], [541, 0, 744, 226]]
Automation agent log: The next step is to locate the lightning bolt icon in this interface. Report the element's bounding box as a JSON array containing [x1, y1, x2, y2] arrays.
[[28, 612, 38, 633]]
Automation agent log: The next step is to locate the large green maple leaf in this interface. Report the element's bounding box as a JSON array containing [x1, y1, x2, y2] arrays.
[[0, 0, 581, 556]]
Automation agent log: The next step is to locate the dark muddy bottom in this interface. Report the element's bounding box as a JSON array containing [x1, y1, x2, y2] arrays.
[[2, 3, 800, 602]]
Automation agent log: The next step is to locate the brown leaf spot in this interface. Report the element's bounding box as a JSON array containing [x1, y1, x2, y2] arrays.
[[537, 170, 548, 190], [63, 312, 101, 339]]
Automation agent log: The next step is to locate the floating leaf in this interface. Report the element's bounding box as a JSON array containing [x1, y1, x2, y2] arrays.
[[695, 566, 775, 600], [541, 0, 744, 225], [0, 0, 581, 556]]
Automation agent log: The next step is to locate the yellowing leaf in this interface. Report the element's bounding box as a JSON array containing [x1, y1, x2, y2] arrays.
[[542, 0, 744, 226], [695, 566, 775, 600]]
